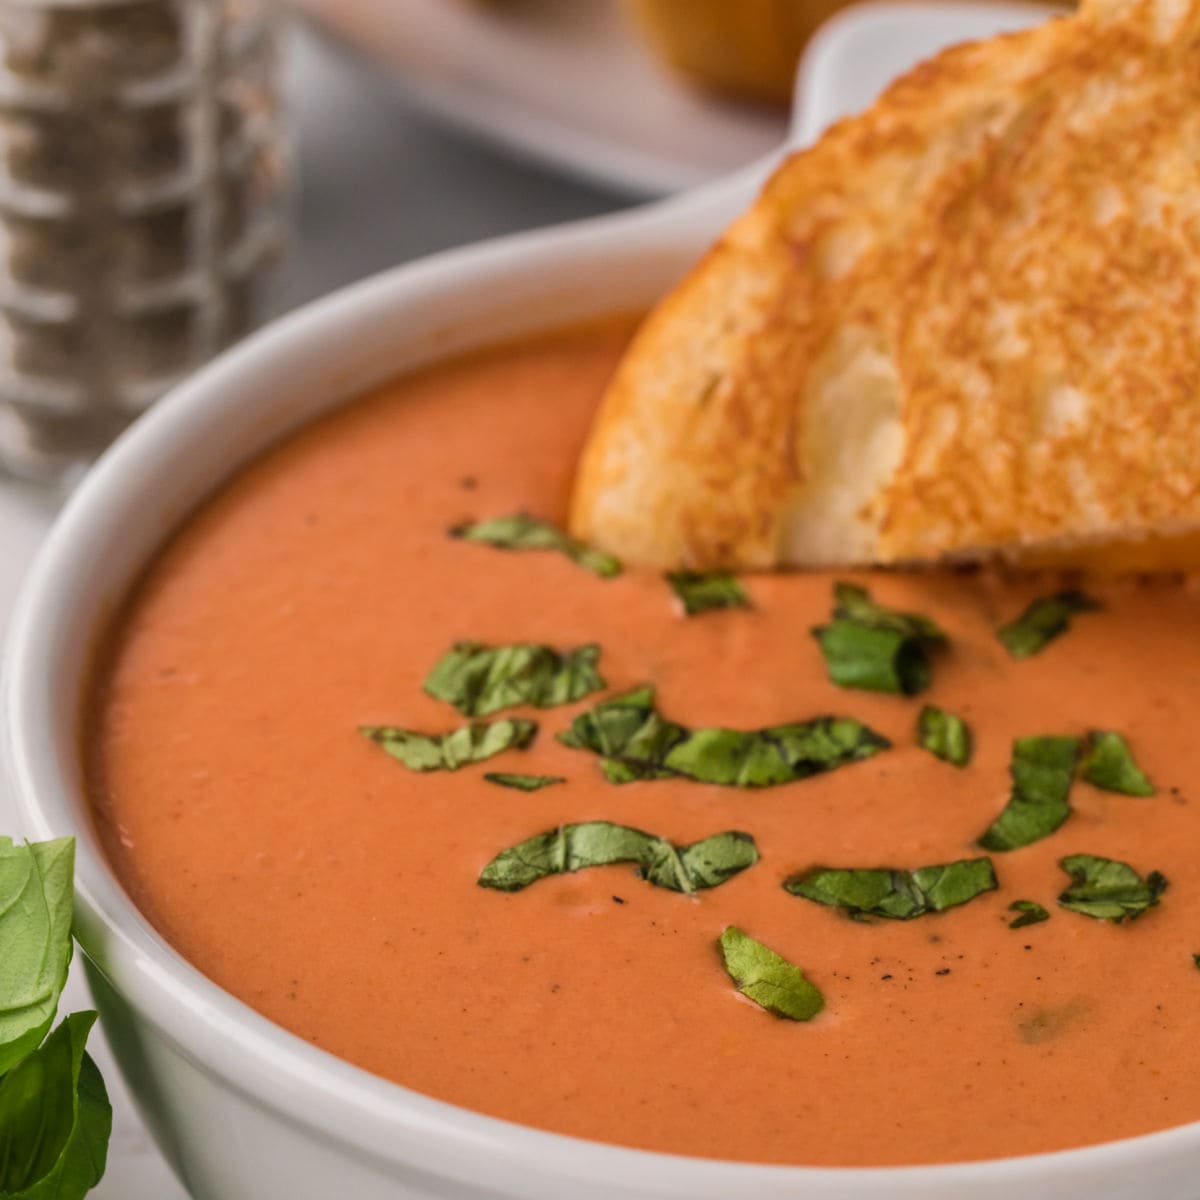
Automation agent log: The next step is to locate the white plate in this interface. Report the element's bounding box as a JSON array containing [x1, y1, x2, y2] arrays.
[[289, 0, 789, 196]]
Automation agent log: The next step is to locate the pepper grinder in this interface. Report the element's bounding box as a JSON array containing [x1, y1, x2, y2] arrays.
[[0, 0, 288, 482]]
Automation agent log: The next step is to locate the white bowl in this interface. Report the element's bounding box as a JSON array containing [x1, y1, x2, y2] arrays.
[[7, 5, 1197, 1198]]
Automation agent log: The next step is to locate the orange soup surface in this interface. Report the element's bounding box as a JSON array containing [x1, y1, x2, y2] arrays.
[[88, 318, 1200, 1167]]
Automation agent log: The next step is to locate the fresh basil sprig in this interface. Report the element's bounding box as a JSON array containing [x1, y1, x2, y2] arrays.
[[558, 685, 889, 787], [718, 927, 824, 1022], [1057, 854, 1166, 922], [478, 822, 758, 894], [784, 858, 997, 919], [812, 582, 946, 695], [450, 513, 621, 578], [666, 571, 750, 616], [0, 1013, 110, 1199], [360, 718, 537, 771], [978, 735, 1080, 852], [424, 641, 604, 717], [917, 705, 972, 766], [0, 837, 111, 1200], [1008, 900, 1050, 929], [0, 838, 75, 1076], [996, 590, 1101, 659], [1081, 730, 1154, 797], [482, 772, 565, 792]]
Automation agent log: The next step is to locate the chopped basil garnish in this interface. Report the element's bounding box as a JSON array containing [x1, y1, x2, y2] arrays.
[[424, 641, 604, 717], [478, 822, 758, 893], [830, 581, 946, 641], [557, 686, 679, 782], [558, 685, 889, 787], [480, 821, 650, 891], [450, 512, 621, 578], [978, 735, 1080, 852], [1009, 900, 1050, 929], [1081, 730, 1154, 797], [718, 927, 824, 1022], [783, 857, 996, 919], [1057, 854, 1167, 922], [813, 621, 931, 694], [360, 718, 537, 771], [996, 590, 1101, 659], [642, 831, 759, 892], [482, 772, 565, 791], [666, 571, 750, 616], [813, 582, 946, 695], [917, 705, 972, 766]]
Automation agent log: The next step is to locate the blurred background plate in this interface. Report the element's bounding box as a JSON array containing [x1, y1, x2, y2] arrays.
[[288, 0, 789, 196]]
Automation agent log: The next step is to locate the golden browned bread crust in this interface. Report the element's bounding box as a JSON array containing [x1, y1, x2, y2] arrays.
[[571, 0, 1200, 570]]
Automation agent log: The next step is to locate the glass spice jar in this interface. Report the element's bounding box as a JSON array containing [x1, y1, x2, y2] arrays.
[[0, 0, 288, 482]]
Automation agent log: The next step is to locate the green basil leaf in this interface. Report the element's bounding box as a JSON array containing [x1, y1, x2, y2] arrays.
[[482, 772, 565, 791], [717, 927, 825, 1022], [665, 571, 750, 616], [479, 822, 653, 891], [360, 718, 537, 771], [996, 590, 1101, 659], [424, 642, 604, 717], [1081, 730, 1154, 797], [0, 1012, 110, 1200], [558, 686, 684, 781], [0, 838, 74, 1077], [1057, 853, 1167, 922], [663, 718, 892, 786], [1193, 953, 1200, 970], [477, 821, 758, 893], [558, 686, 889, 787], [786, 867, 926, 918], [9, 1050, 110, 1200], [450, 512, 621, 578], [812, 584, 946, 696], [1009, 736, 1081, 801], [911, 859, 998, 911], [813, 620, 931, 694], [641, 831, 759, 893], [556, 684, 660, 754], [599, 758, 670, 784], [831, 582, 947, 642], [917, 705, 972, 766], [978, 735, 1080, 852], [1009, 900, 1050, 929], [784, 857, 996, 919]]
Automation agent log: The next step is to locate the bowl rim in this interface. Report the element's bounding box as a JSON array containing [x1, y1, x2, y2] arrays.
[[7, 7, 1200, 1196]]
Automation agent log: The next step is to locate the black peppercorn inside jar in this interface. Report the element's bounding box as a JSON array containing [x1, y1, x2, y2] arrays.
[[0, 0, 288, 481]]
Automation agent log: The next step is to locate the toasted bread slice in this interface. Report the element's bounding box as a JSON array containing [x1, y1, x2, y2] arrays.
[[570, 0, 1200, 570]]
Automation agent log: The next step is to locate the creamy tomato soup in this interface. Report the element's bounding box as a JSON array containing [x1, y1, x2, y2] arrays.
[[87, 317, 1200, 1167]]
